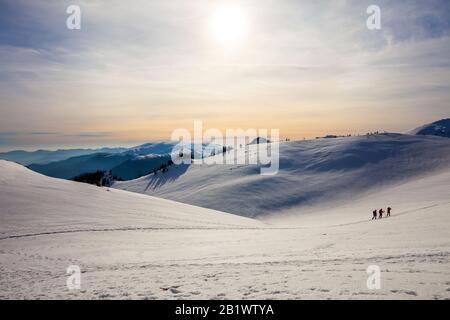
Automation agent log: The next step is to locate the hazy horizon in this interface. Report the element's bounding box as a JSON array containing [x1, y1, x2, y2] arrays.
[[1, 0, 450, 151]]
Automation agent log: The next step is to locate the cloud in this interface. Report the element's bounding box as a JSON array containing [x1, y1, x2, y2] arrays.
[[66, 132, 113, 138], [0, 131, 115, 150], [0, 0, 449, 150], [29, 131, 60, 135], [0, 131, 20, 136]]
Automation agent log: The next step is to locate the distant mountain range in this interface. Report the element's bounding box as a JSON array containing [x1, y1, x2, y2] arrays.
[[0, 147, 127, 166], [26, 142, 178, 180], [27, 152, 169, 180], [0, 141, 221, 181], [1, 118, 448, 182]]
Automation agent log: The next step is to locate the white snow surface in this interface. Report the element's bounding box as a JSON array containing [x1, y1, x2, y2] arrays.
[[0, 160, 260, 238], [1, 154, 450, 299]]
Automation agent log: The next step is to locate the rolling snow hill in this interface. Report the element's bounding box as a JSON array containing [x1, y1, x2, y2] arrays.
[[409, 118, 450, 138], [0, 159, 449, 299], [0, 160, 259, 239], [114, 134, 450, 218]]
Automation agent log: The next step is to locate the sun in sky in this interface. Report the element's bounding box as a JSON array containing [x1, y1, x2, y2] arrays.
[[209, 4, 248, 48], [1, 1, 449, 151]]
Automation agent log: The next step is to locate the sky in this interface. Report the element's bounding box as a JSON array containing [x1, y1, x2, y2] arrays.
[[0, 0, 449, 151]]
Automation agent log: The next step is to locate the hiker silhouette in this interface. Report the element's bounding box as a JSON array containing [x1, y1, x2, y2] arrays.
[[372, 210, 377, 220]]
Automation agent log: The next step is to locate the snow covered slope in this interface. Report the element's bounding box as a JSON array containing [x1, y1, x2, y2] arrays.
[[409, 118, 450, 138], [1, 159, 449, 299], [0, 160, 261, 239], [114, 134, 450, 218]]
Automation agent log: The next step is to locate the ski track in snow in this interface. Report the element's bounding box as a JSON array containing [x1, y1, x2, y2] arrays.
[[0, 226, 280, 241], [2, 200, 449, 241]]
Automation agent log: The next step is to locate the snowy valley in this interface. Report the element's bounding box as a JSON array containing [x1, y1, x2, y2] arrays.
[[1, 132, 450, 299]]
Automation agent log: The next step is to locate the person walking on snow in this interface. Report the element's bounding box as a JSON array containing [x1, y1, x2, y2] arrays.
[[387, 207, 392, 217], [378, 208, 384, 219], [372, 210, 377, 220]]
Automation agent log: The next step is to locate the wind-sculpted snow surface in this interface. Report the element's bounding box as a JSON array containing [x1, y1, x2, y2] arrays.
[[115, 134, 450, 218], [0, 160, 449, 299]]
